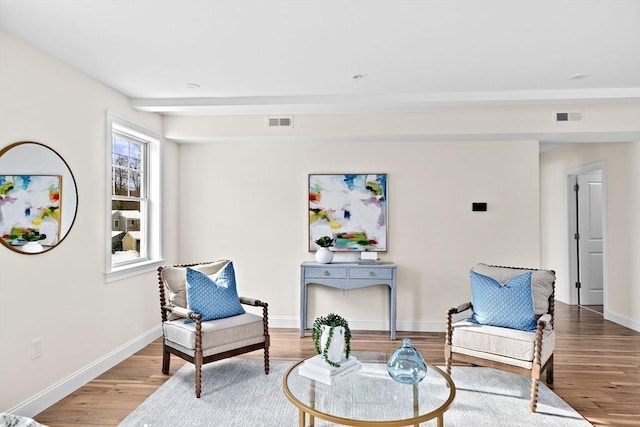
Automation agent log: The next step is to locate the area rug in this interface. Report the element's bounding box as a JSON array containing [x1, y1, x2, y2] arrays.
[[119, 358, 592, 427]]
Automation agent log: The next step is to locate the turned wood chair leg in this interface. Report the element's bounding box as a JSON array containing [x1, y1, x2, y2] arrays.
[[530, 377, 539, 412], [444, 343, 452, 376], [194, 318, 203, 398], [195, 338, 203, 398], [195, 360, 202, 398], [444, 312, 454, 377], [264, 337, 269, 375], [161, 343, 170, 374]]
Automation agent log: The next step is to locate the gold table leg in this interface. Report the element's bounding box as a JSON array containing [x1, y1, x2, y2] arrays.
[[413, 383, 419, 427], [309, 379, 316, 426]]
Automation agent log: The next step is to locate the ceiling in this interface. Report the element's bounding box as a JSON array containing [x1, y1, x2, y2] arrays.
[[1, 0, 639, 115]]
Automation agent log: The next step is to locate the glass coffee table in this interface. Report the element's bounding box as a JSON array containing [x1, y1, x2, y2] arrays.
[[283, 353, 456, 427]]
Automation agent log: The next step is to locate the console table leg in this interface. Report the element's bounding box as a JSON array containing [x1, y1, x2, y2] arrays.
[[390, 285, 397, 340], [300, 282, 307, 337]]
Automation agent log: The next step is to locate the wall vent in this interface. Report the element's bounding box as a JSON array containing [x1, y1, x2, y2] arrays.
[[555, 112, 583, 122], [267, 116, 293, 128]]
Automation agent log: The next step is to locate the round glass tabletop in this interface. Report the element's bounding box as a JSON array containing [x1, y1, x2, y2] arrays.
[[283, 355, 456, 427]]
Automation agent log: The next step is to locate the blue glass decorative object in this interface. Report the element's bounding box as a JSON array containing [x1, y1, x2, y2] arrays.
[[387, 337, 427, 384]]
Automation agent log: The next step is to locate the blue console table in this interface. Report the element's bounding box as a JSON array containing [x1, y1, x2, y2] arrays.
[[300, 261, 398, 340]]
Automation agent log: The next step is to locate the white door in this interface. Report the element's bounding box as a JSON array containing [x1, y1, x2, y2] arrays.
[[577, 171, 604, 306]]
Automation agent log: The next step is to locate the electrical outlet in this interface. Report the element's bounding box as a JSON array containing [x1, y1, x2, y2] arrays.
[[31, 337, 43, 359]]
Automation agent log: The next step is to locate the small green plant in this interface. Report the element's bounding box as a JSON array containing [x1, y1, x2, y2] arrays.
[[312, 313, 352, 367], [5, 227, 46, 242], [314, 236, 334, 248], [22, 230, 46, 241]]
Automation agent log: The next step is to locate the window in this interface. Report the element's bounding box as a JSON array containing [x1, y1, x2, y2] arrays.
[[106, 113, 163, 282]]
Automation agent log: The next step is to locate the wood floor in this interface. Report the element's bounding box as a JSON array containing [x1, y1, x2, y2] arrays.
[[33, 302, 639, 427]]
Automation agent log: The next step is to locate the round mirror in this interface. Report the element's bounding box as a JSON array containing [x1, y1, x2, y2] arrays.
[[0, 141, 78, 254]]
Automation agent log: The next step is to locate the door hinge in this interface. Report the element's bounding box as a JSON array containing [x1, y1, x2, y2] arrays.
[[574, 232, 580, 240], [575, 282, 581, 289], [574, 183, 580, 192]]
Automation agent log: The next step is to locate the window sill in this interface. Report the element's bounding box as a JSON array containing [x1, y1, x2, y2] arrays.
[[105, 258, 165, 283]]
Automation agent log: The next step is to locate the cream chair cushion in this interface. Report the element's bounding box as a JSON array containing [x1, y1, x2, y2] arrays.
[[451, 320, 555, 369], [163, 312, 265, 357]]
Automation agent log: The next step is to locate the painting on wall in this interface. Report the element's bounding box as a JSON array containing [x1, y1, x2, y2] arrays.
[[309, 173, 387, 252], [0, 175, 61, 247]]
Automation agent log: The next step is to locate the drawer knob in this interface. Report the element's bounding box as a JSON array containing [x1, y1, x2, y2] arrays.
[[369, 271, 375, 277], [324, 270, 330, 276]]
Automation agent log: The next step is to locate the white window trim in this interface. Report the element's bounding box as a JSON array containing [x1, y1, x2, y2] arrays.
[[105, 112, 164, 283]]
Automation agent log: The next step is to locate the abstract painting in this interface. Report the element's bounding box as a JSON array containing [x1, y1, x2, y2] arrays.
[[0, 175, 61, 247], [309, 174, 387, 252]]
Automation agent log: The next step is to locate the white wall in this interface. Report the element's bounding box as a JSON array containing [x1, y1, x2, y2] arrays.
[[176, 139, 542, 331], [0, 32, 178, 413], [540, 142, 640, 331]]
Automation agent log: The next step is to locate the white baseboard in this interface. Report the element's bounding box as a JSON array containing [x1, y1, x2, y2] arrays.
[[605, 310, 640, 332], [268, 316, 299, 329], [9, 326, 162, 418], [344, 319, 445, 333], [271, 317, 445, 333], [395, 320, 446, 333]]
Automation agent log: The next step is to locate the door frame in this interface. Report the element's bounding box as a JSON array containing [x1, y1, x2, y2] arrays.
[[565, 161, 608, 311]]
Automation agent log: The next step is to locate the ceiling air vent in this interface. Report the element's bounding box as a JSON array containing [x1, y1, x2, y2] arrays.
[[555, 112, 583, 122], [267, 116, 293, 128]]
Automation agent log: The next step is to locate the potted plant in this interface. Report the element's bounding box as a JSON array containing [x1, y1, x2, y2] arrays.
[[22, 230, 46, 242], [314, 236, 333, 248], [20, 229, 46, 253], [312, 313, 352, 367], [314, 235, 334, 264]]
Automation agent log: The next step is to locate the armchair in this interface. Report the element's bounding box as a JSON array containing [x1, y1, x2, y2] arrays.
[[444, 263, 556, 411], [157, 260, 270, 398]]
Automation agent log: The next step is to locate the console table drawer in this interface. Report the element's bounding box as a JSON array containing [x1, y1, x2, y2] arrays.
[[349, 268, 393, 280], [305, 267, 348, 279]]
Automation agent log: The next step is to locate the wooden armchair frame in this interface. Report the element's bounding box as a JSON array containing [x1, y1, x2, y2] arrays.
[[444, 265, 555, 412], [158, 262, 270, 398]]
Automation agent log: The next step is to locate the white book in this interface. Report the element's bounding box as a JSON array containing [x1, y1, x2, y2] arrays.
[[301, 354, 358, 375], [298, 361, 362, 385]]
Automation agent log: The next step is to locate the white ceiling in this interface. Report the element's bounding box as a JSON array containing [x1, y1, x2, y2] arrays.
[[1, 0, 639, 115]]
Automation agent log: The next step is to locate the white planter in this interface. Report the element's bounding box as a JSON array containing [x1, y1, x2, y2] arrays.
[[315, 247, 334, 264], [320, 325, 345, 364], [22, 241, 44, 253]]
